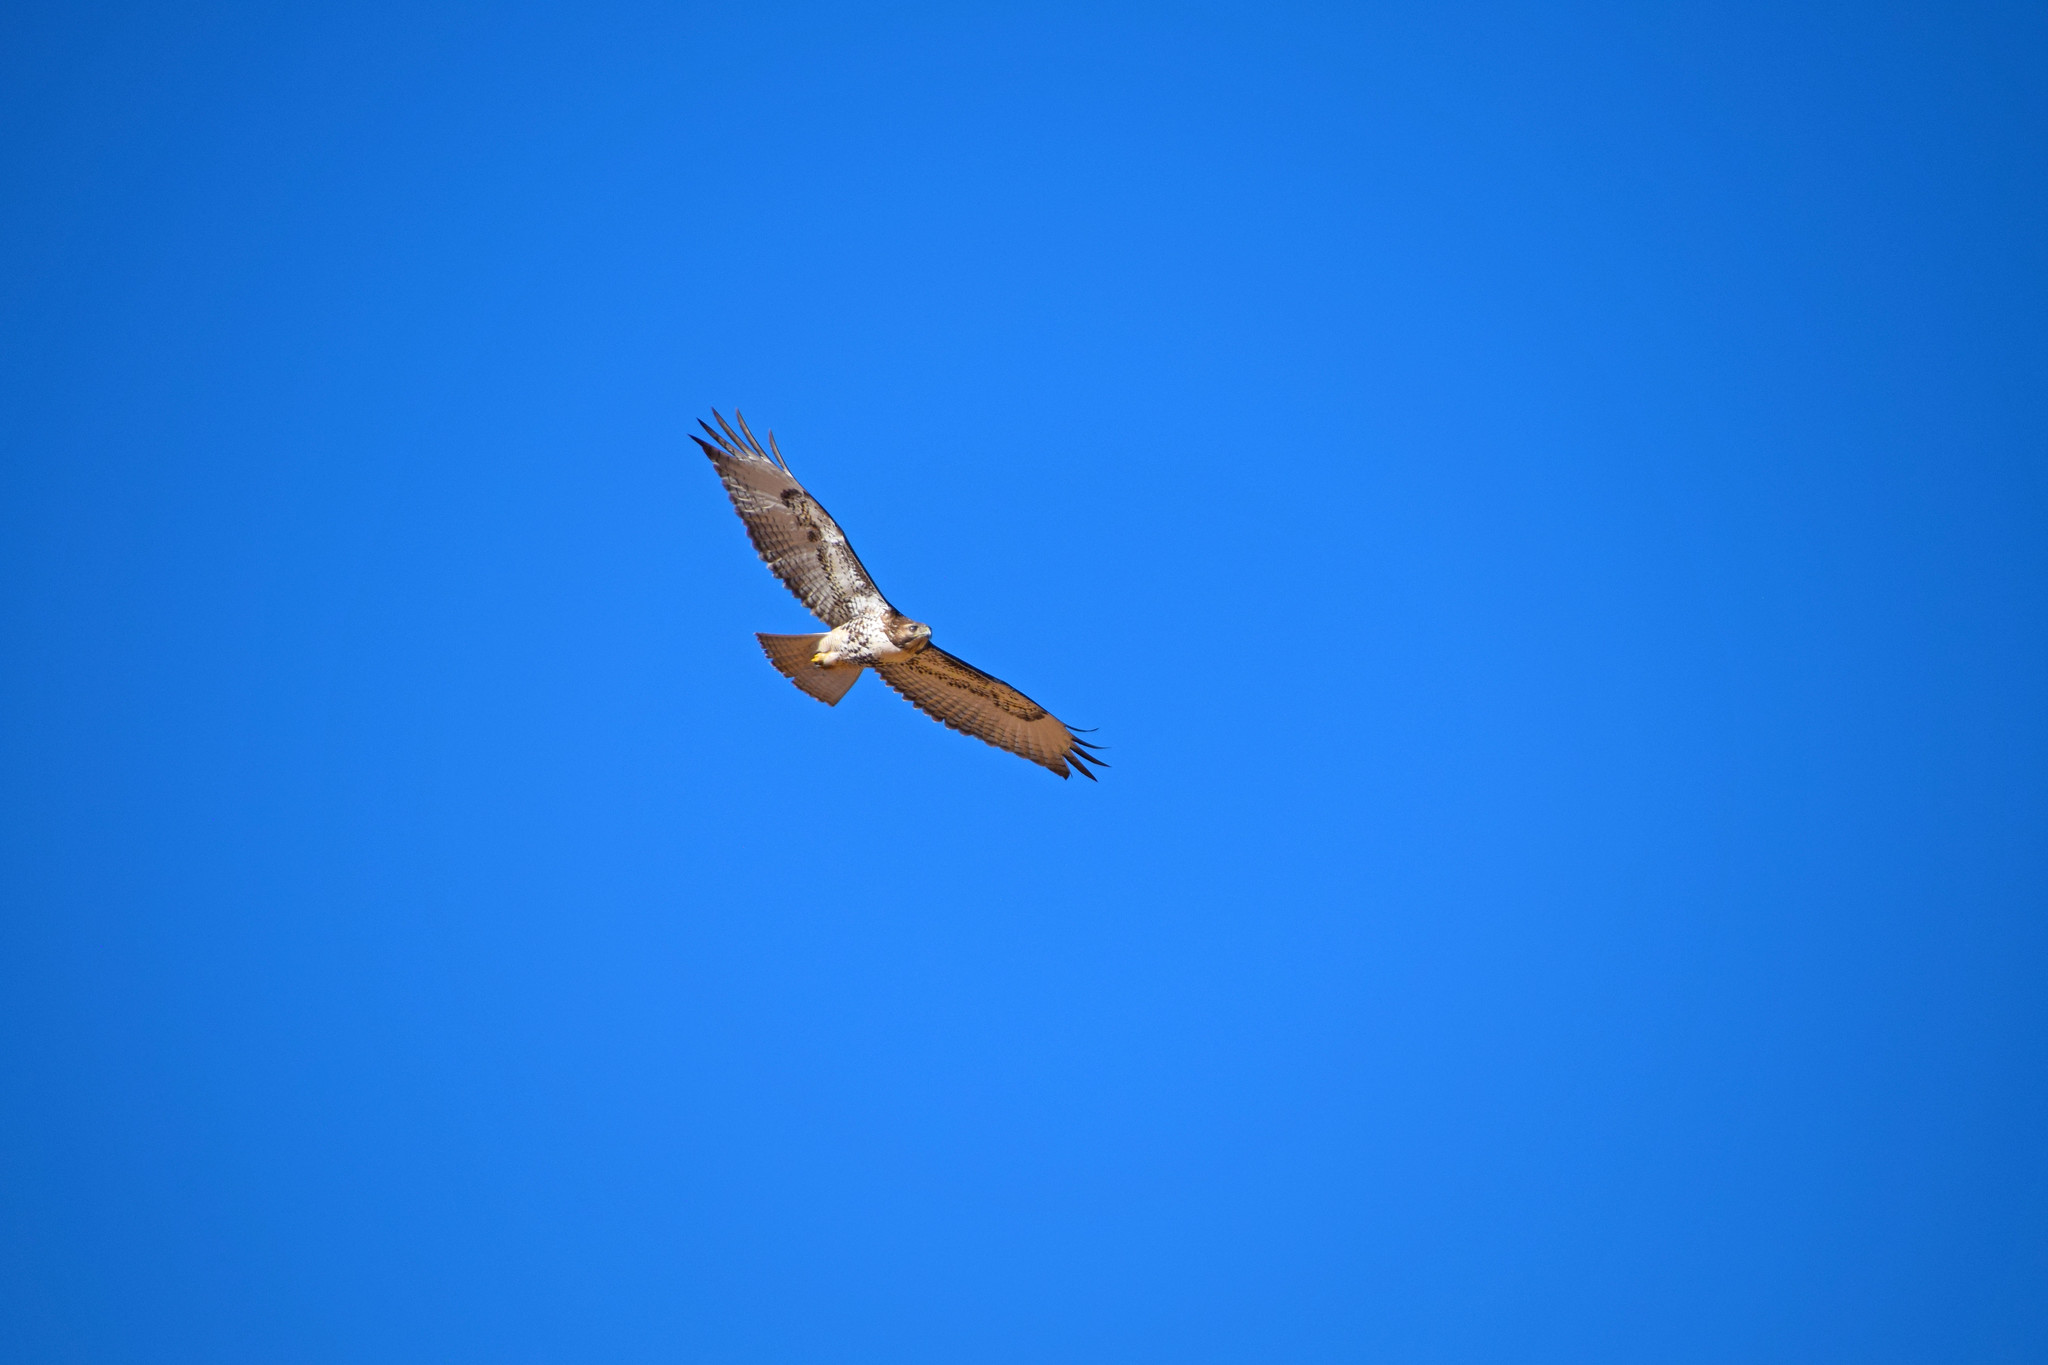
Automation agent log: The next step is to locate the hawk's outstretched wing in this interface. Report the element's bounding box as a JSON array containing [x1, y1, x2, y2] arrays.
[[875, 647, 1105, 780], [693, 410, 887, 628]]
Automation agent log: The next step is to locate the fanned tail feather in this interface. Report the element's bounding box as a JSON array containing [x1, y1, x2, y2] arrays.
[[756, 633, 863, 706]]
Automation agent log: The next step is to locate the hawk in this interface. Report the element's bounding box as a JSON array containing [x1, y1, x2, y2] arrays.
[[693, 410, 1105, 780]]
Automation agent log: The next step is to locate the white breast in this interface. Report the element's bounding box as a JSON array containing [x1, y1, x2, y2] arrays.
[[815, 617, 905, 667]]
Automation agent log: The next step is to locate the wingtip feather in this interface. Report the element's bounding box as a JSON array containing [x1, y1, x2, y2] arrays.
[[733, 410, 769, 459], [697, 417, 736, 455]]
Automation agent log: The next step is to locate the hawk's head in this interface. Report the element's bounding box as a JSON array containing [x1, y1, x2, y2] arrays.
[[888, 617, 934, 653]]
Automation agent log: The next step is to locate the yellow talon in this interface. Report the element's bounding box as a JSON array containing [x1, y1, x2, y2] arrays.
[[810, 652, 826, 664]]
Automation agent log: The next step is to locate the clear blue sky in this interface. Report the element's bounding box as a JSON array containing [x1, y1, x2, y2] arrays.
[[3, 3, 2044, 1361]]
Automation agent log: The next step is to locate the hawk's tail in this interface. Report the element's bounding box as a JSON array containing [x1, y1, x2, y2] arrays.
[[756, 633, 864, 707]]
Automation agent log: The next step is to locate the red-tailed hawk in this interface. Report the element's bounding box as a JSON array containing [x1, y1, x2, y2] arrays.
[[694, 410, 1104, 780]]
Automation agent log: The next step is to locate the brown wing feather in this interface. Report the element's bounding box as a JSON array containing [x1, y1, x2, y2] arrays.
[[875, 647, 1104, 780], [693, 410, 886, 628]]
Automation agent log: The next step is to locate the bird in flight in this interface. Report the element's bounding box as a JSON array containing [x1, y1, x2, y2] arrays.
[[693, 410, 1105, 780]]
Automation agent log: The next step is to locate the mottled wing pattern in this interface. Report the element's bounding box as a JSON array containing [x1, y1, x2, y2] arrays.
[[693, 411, 886, 627], [875, 647, 1105, 780]]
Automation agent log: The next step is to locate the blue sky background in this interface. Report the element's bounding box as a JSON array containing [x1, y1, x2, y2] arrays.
[[3, 2, 2044, 1361]]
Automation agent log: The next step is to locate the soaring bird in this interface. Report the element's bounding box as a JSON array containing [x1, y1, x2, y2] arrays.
[[693, 410, 1104, 780]]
